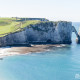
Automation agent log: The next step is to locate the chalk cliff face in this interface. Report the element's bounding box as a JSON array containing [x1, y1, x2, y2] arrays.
[[0, 31, 29, 46], [57, 22, 72, 43], [25, 21, 72, 44], [0, 21, 73, 47]]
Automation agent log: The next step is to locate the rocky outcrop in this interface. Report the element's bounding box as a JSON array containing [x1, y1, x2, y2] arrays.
[[25, 21, 73, 44], [0, 31, 29, 47], [0, 21, 74, 47]]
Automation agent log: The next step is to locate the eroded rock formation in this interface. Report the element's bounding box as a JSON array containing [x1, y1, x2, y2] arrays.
[[25, 21, 73, 44], [76, 27, 80, 43], [0, 31, 29, 46], [0, 21, 75, 47]]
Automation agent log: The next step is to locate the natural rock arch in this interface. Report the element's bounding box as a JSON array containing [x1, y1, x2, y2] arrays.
[[72, 26, 80, 43]]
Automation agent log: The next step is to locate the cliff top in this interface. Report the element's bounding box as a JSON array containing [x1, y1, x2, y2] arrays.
[[0, 18, 41, 37], [0, 17, 71, 37]]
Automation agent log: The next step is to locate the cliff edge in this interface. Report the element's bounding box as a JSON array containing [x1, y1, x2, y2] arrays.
[[0, 20, 73, 47]]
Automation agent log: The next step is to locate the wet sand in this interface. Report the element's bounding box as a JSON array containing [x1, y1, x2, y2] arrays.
[[0, 44, 66, 58]]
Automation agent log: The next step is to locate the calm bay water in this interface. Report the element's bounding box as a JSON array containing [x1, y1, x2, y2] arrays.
[[0, 22, 80, 80]]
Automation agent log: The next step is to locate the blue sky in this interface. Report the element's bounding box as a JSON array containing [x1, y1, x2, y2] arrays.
[[0, 0, 80, 22]]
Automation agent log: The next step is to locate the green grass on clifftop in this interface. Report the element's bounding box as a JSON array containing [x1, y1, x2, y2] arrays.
[[0, 18, 40, 37], [0, 17, 66, 37]]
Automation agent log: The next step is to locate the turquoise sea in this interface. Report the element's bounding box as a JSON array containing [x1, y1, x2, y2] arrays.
[[0, 22, 80, 80]]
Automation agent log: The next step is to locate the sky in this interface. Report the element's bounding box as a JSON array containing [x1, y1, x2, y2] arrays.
[[0, 0, 80, 22]]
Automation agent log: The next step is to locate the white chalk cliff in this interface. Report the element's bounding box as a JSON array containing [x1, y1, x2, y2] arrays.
[[25, 21, 72, 44], [0, 21, 74, 46]]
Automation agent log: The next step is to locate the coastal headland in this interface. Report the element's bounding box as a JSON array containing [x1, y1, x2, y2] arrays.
[[0, 17, 79, 58]]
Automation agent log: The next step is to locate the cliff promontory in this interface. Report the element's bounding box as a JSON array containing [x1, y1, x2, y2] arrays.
[[0, 17, 74, 47]]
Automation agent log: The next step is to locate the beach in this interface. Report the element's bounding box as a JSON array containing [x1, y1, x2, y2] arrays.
[[0, 44, 66, 58]]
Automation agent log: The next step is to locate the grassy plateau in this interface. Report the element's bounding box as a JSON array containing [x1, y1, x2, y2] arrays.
[[0, 18, 40, 37]]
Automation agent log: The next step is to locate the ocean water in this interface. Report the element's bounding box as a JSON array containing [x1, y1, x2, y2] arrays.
[[0, 22, 80, 80]]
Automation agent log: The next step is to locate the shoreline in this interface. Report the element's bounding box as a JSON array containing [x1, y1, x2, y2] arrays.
[[0, 44, 67, 58]]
